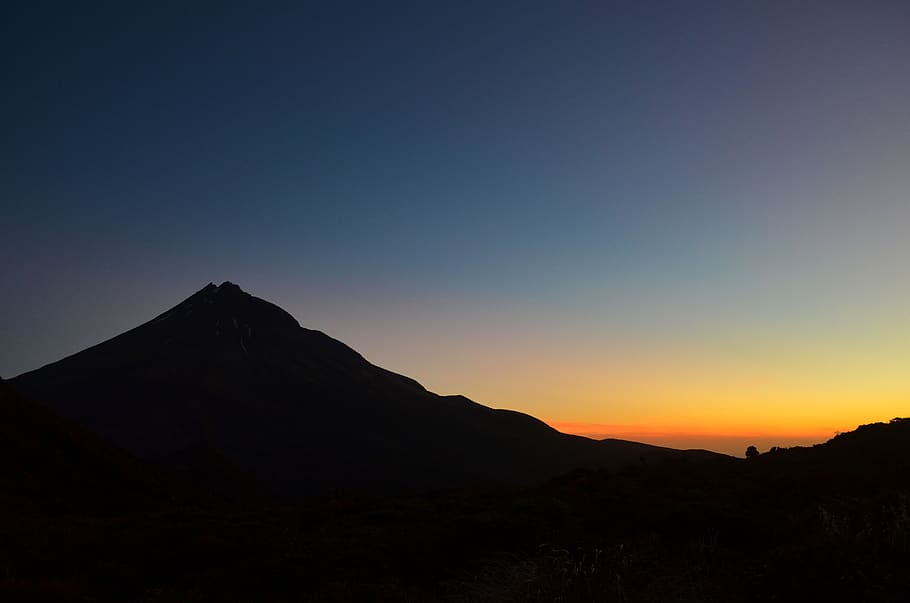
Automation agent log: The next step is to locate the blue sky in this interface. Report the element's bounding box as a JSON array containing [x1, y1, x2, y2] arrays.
[[3, 2, 909, 453]]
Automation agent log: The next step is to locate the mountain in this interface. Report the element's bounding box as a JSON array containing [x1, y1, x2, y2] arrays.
[[11, 282, 718, 495]]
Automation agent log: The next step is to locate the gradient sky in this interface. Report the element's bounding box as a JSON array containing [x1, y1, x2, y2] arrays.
[[3, 2, 909, 455]]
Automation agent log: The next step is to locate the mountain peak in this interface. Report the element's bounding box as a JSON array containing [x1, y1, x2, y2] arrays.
[[216, 281, 244, 293], [186, 281, 261, 308], [197, 281, 247, 297], [141, 281, 301, 339]]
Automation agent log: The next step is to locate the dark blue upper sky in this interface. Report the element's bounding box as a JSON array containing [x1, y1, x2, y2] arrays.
[[3, 2, 909, 443]]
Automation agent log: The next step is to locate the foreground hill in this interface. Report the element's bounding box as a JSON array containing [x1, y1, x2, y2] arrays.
[[11, 282, 716, 495], [0, 378, 261, 512], [0, 377, 162, 513]]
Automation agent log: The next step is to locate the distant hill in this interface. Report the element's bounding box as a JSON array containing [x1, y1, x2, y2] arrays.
[[11, 282, 719, 495], [738, 417, 910, 497]]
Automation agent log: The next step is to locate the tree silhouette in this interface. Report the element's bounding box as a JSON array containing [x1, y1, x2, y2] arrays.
[[745, 445, 759, 458]]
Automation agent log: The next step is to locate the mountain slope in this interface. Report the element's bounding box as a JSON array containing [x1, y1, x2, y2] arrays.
[[12, 282, 718, 495]]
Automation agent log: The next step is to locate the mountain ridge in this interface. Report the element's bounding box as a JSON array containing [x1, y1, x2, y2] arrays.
[[12, 282, 720, 495]]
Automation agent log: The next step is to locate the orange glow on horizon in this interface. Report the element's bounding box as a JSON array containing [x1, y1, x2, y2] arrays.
[[545, 419, 862, 457], [334, 290, 910, 460]]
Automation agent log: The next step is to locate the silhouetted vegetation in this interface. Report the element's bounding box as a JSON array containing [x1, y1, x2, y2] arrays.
[[3, 378, 909, 602]]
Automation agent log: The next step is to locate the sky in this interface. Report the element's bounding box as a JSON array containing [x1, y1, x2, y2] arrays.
[[3, 1, 909, 456]]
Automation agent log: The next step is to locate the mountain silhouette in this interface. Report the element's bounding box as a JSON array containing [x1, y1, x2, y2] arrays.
[[12, 282, 718, 495]]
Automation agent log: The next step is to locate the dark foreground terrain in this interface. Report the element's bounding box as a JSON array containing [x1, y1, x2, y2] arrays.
[[3, 377, 909, 602]]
